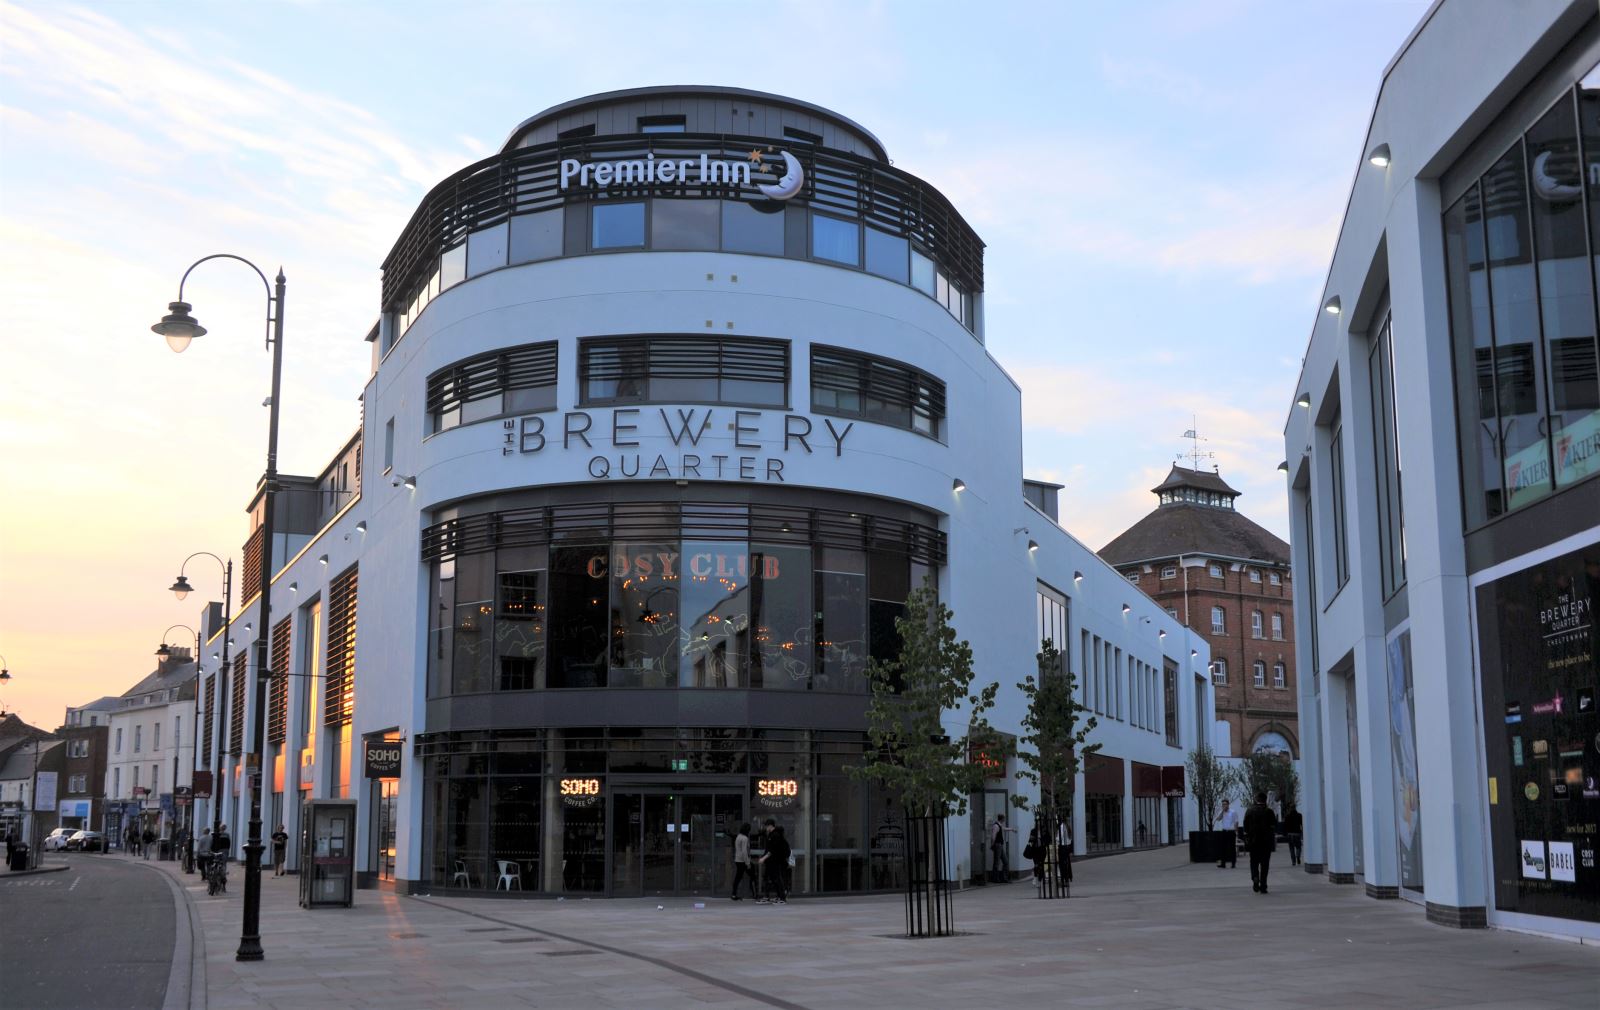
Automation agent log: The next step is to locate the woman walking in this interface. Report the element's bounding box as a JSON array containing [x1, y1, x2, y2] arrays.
[[730, 822, 757, 900]]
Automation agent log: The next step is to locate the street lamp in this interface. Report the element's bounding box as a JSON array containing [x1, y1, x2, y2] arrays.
[[151, 254, 285, 963], [168, 552, 234, 846]]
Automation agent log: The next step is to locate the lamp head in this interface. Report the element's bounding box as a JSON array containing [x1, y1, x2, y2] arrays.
[[1295, 393, 1312, 409], [156, 643, 172, 661], [169, 574, 193, 601], [1122, 604, 1132, 615], [1367, 143, 1391, 168], [952, 477, 966, 493], [151, 301, 207, 353], [1323, 296, 1341, 316]]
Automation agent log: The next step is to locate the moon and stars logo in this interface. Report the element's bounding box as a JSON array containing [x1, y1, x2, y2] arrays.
[[749, 145, 804, 201]]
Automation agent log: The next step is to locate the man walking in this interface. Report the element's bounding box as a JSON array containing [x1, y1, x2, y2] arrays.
[[1214, 799, 1240, 868], [990, 813, 1016, 883], [1282, 803, 1303, 866], [1243, 792, 1279, 894]]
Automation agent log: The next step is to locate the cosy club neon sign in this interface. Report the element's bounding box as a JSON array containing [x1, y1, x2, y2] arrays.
[[584, 550, 782, 580]]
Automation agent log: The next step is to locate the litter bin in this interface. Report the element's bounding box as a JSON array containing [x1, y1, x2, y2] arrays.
[[159, 839, 174, 861], [9, 842, 29, 871]]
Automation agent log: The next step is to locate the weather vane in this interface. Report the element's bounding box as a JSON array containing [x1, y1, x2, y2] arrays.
[[1178, 417, 1216, 471]]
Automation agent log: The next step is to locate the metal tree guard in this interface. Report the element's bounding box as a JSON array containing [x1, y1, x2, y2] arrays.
[[904, 814, 955, 937]]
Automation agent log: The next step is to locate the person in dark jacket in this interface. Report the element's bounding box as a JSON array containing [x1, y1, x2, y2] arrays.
[[271, 824, 290, 876], [1243, 793, 1279, 893], [758, 820, 790, 904], [1282, 804, 1304, 866]]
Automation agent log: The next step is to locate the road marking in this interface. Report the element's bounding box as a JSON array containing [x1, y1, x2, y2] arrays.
[[70, 875, 81, 891], [3, 879, 60, 886]]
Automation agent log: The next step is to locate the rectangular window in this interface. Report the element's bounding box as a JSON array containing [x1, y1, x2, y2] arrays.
[[439, 243, 466, 289], [325, 565, 358, 727], [864, 227, 909, 283], [811, 213, 860, 266], [721, 200, 784, 256], [811, 346, 945, 439], [509, 208, 564, 265], [651, 199, 719, 251], [114, 767, 121, 797], [1160, 566, 1176, 579], [1163, 660, 1179, 747], [1253, 662, 1266, 688], [466, 222, 508, 278], [1249, 568, 1262, 583], [427, 341, 558, 432], [1369, 315, 1408, 597], [70, 775, 86, 793], [133, 725, 141, 753], [1211, 607, 1225, 635], [1208, 563, 1223, 578], [1329, 416, 1350, 590], [1273, 663, 1286, 688], [1269, 572, 1281, 586], [1251, 612, 1263, 639], [1271, 613, 1284, 640], [637, 115, 685, 133], [910, 249, 935, 296], [383, 418, 394, 470], [153, 722, 160, 751], [592, 202, 646, 249], [579, 336, 788, 407], [1126, 572, 1140, 583]]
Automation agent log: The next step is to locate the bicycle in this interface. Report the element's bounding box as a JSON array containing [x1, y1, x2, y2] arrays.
[[204, 853, 229, 896]]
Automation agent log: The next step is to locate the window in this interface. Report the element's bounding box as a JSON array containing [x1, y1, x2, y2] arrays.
[[114, 768, 121, 797], [509, 208, 563, 265], [1249, 568, 1262, 583], [133, 725, 141, 753], [1273, 662, 1286, 688], [1037, 583, 1070, 681], [1212, 659, 1227, 685], [637, 115, 685, 134], [383, 418, 394, 471], [1329, 414, 1350, 589], [811, 346, 946, 439], [579, 336, 788, 407], [1369, 313, 1408, 597], [1208, 563, 1223, 578], [153, 722, 160, 751], [69, 774, 86, 794], [783, 126, 822, 145], [1164, 659, 1179, 748], [152, 765, 160, 793], [1253, 661, 1266, 687], [1251, 611, 1263, 639], [651, 199, 719, 251], [325, 565, 358, 728], [1166, 608, 1177, 619], [69, 739, 89, 758], [1161, 566, 1177, 580], [591, 202, 645, 249], [1210, 607, 1225, 634], [133, 766, 139, 791], [1271, 613, 1284, 640], [812, 213, 860, 266], [427, 341, 558, 433], [721, 201, 784, 255], [1126, 572, 1140, 584], [1269, 572, 1281, 586], [864, 227, 909, 283]]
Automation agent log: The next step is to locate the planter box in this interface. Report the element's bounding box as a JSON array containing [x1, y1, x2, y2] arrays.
[[1189, 830, 1234, 863]]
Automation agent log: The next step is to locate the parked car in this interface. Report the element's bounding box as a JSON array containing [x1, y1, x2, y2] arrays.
[[67, 830, 105, 852], [43, 827, 76, 851]]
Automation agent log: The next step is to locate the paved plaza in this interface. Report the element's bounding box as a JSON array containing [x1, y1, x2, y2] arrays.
[[108, 847, 1599, 1010]]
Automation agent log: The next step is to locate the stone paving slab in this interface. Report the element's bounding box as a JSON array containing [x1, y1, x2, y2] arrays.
[[113, 849, 1599, 1009]]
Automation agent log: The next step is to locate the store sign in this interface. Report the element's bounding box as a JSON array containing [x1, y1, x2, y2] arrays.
[[364, 740, 403, 779], [1160, 765, 1185, 798], [968, 743, 1006, 780], [583, 549, 781, 582], [558, 149, 805, 202], [35, 772, 57, 811], [755, 778, 799, 809], [191, 771, 212, 800], [499, 408, 855, 484], [560, 778, 601, 797]]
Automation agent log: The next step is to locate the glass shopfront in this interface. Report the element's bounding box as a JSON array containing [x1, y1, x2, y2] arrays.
[[1475, 541, 1599, 925], [419, 729, 900, 896]]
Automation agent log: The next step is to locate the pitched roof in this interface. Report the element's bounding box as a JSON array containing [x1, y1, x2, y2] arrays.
[[1098, 502, 1290, 567], [1152, 464, 1240, 497]]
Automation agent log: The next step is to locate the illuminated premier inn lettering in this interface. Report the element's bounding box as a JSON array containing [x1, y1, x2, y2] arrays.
[[559, 149, 806, 202], [500, 407, 855, 483]]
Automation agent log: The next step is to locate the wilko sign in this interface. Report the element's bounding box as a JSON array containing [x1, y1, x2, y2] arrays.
[[364, 739, 403, 779]]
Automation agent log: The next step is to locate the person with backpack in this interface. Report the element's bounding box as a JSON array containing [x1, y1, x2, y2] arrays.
[[730, 822, 757, 900]]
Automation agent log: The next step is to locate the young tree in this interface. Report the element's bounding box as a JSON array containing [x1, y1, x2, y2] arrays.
[[849, 581, 1004, 935], [1012, 638, 1099, 897], [1186, 743, 1241, 830], [1241, 750, 1299, 810]]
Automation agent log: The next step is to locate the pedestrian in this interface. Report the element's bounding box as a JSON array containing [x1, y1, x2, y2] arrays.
[[1214, 799, 1240, 868], [730, 822, 757, 900], [1243, 792, 1279, 894], [197, 828, 212, 875], [271, 824, 289, 876], [1025, 825, 1044, 881], [5, 827, 15, 865], [758, 819, 790, 904], [989, 813, 1015, 882], [142, 827, 155, 860], [1282, 803, 1304, 866], [1057, 817, 1074, 886]]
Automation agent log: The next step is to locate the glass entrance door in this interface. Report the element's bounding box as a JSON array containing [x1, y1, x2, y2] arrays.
[[610, 790, 743, 895]]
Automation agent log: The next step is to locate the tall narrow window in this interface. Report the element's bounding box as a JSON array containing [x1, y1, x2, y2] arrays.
[[1210, 607, 1226, 635], [325, 565, 358, 727], [1369, 315, 1408, 597], [1271, 613, 1284, 640], [268, 617, 291, 745], [1251, 611, 1263, 639], [1273, 662, 1286, 688], [1211, 658, 1228, 685], [1253, 661, 1266, 687], [1329, 415, 1350, 589]]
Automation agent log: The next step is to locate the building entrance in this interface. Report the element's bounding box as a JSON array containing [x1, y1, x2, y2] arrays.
[[609, 789, 743, 896]]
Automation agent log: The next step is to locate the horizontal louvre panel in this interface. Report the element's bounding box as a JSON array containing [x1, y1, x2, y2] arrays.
[[580, 336, 788, 387], [426, 341, 558, 415], [241, 527, 264, 609], [202, 675, 215, 766], [381, 133, 983, 311], [229, 652, 247, 756], [422, 501, 946, 567], [268, 616, 291, 746], [812, 347, 946, 422], [324, 564, 358, 728]]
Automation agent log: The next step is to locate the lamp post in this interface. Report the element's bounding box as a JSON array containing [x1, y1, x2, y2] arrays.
[[168, 554, 233, 841], [151, 255, 284, 963]]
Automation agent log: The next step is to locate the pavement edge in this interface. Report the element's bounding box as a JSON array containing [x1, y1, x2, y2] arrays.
[[132, 859, 207, 1010]]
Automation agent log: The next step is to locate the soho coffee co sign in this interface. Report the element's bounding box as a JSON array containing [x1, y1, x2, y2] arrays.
[[559, 148, 806, 202], [498, 408, 854, 484], [363, 739, 403, 780]]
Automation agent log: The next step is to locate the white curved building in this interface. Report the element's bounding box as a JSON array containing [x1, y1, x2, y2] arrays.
[[195, 88, 1211, 897]]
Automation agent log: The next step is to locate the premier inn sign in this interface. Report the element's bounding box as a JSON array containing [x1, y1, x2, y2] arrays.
[[559, 148, 806, 202]]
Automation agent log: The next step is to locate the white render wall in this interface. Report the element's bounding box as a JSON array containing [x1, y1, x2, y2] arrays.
[[202, 192, 1211, 889], [1284, 0, 1599, 937]]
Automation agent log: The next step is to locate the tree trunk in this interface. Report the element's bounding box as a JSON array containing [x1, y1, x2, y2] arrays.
[[904, 814, 954, 937]]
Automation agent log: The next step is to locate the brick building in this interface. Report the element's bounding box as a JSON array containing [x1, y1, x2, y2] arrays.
[[58, 697, 116, 831], [1099, 465, 1298, 758]]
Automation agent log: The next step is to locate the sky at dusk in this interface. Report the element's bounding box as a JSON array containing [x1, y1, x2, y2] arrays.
[[0, 0, 1428, 728]]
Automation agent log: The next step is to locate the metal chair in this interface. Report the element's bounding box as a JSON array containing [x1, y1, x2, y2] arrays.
[[451, 859, 471, 888], [496, 860, 522, 891]]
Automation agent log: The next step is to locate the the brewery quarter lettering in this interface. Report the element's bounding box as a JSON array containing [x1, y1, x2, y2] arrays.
[[502, 408, 852, 482]]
